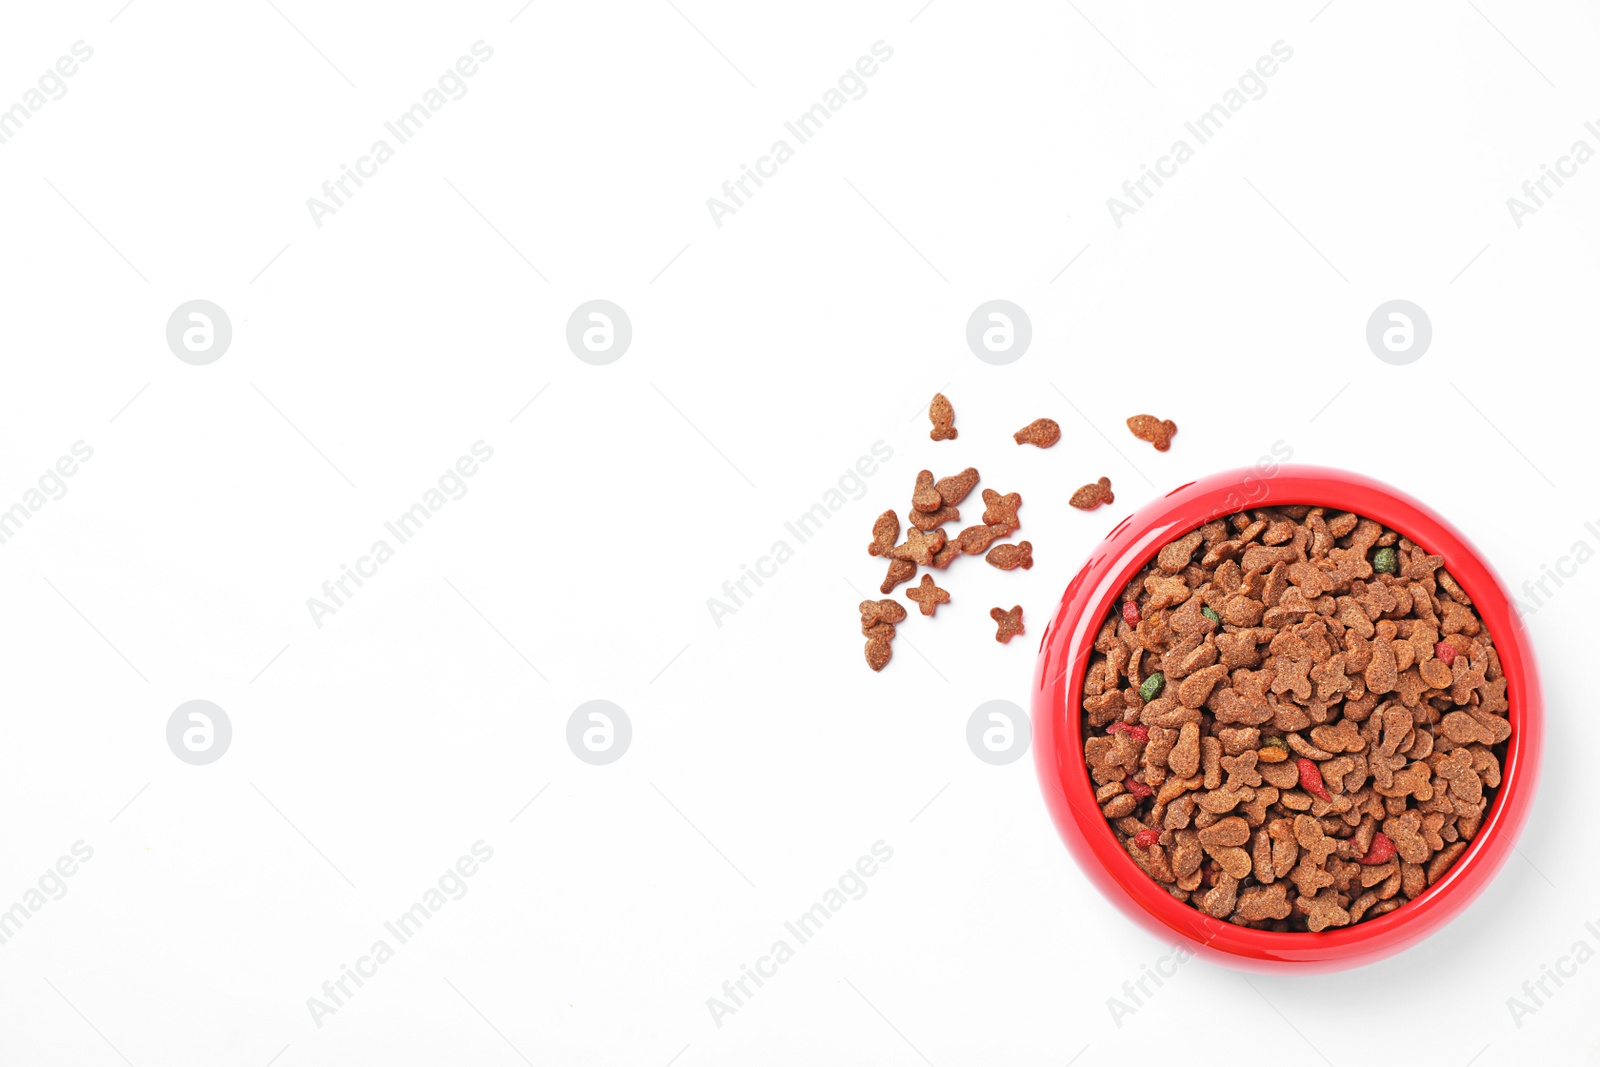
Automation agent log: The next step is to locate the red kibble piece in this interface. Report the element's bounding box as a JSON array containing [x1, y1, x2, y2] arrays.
[[1358, 832, 1397, 866], [1123, 777, 1153, 799], [1134, 829, 1160, 849], [1436, 642, 1458, 666], [1297, 757, 1331, 801], [1109, 722, 1150, 741], [1122, 601, 1141, 626]]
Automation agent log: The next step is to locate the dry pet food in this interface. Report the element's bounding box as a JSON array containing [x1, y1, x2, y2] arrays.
[[957, 522, 1012, 555], [929, 393, 957, 441], [860, 598, 907, 628], [909, 504, 960, 531], [934, 467, 980, 506], [905, 574, 951, 617], [867, 510, 899, 557], [1071, 477, 1114, 511], [860, 598, 906, 672], [986, 541, 1034, 571], [865, 632, 893, 671], [1014, 418, 1061, 448], [880, 558, 916, 594], [991, 605, 1025, 643], [981, 489, 1023, 528], [890, 528, 946, 567], [912, 470, 942, 513], [1126, 414, 1177, 452], [1079, 507, 1508, 931]]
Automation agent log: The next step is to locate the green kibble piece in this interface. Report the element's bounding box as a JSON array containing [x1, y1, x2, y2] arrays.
[[1261, 735, 1288, 751], [1201, 605, 1221, 624], [1139, 673, 1165, 702], [1373, 546, 1398, 574]]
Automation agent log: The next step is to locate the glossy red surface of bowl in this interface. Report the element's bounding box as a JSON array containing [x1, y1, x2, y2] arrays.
[[1031, 465, 1542, 970]]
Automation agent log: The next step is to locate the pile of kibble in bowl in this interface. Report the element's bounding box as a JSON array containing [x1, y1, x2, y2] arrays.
[[1080, 507, 1510, 932]]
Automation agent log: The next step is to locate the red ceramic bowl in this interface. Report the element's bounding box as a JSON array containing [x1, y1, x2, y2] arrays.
[[1031, 465, 1542, 970]]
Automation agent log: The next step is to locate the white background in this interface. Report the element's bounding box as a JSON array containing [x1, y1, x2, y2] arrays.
[[1, 0, 1596, 1063]]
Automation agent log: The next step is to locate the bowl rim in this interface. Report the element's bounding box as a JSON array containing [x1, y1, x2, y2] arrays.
[[1030, 463, 1542, 969]]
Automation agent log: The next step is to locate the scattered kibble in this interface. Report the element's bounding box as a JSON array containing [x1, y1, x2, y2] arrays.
[[905, 574, 951, 617], [985, 541, 1033, 571], [1070, 477, 1114, 510], [866, 510, 899, 558], [1013, 418, 1060, 448], [991, 605, 1025, 643], [859, 599, 905, 672], [929, 393, 957, 441], [1126, 414, 1177, 452], [911, 470, 942, 513], [981, 489, 1023, 528], [933, 467, 979, 506]]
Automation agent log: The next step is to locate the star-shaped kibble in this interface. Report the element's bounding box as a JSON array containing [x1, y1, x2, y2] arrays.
[[905, 574, 951, 617], [1220, 750, 1263, 791], [981, 489, 1022, 528], [1270, 656, 1313, 702], [990, 605, 1025, 643], [1309, 652, 1354, 701], [890, 527, 946, 567]]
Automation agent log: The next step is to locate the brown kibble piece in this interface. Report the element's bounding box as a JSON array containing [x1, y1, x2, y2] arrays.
[[911, 470, 942, 513], [1205, 845, 1254, 881], [1235, 882, 1293, 922], [986, 541, 1034, 571], [1013, 418, 1060, 448], [929, 539, 962, 570], [1298, 888, 1352, 932], [859, 599, 907, 629], [1200, 871, 1240, 917], [905, 574, 951, 617], [1169, 722, 1201, 778], [958, 522, 1012, 555], [866, 510, 899, 557], [1198, 816, 1250, 849], [861, 620, 896, 642], [890, 528, 947, 567], [982, 489, 1022, 527], [880, 558, 916, 594], [1427, 841, 1467, 885], [929, 393, 957, 441], [933, 467, 980, 506], [865, 634, 893, 672], [991, 605, 1025, 643], [909, 505, 960, 531], [1070, 477, 1114, 510], [1156, 530, 1204, 574], [1126, 414, 1177, 452]]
